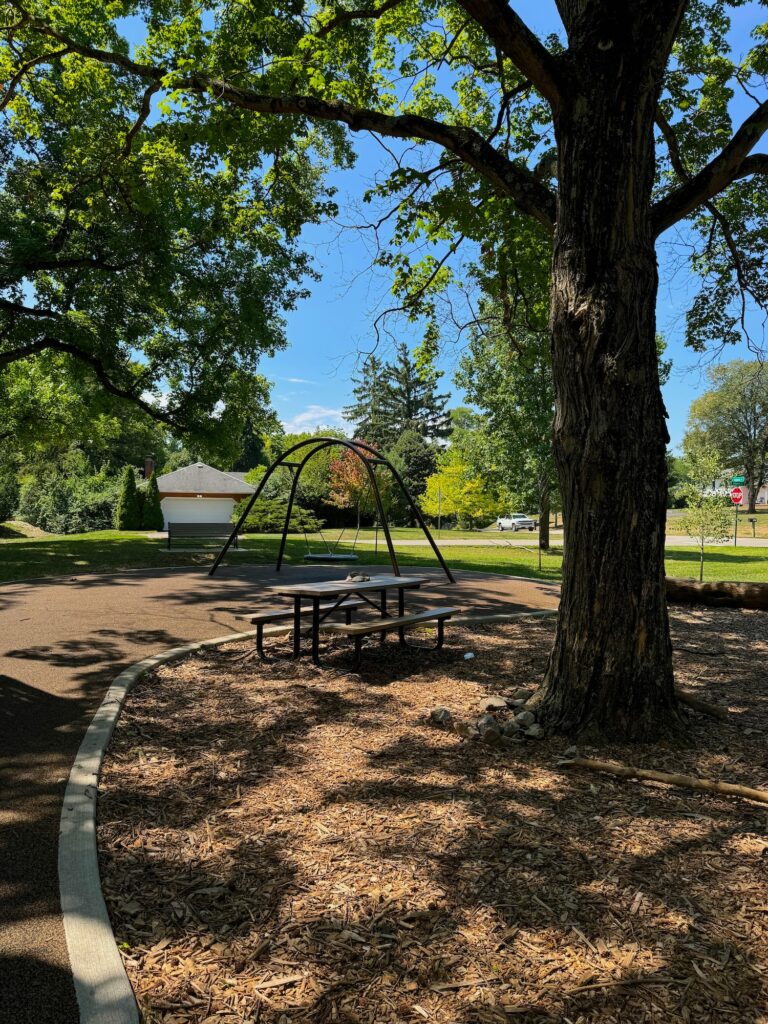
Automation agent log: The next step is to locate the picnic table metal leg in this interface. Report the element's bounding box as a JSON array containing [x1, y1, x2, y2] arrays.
[[292, 596, 302, 659], [311, 597, 321, 665], [398, 587, 406, 645], [437, 618, 445, 649], [256, 624, 267, 660], [379, 590, 387, 644]]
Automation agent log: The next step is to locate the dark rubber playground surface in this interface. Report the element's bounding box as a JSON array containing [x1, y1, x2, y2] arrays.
[[0, 563, 559, 1023]]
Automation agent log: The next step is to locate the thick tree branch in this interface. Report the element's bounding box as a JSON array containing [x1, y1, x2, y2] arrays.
[[654, 99, 768, 235], [314, 0, 404, 38], [181, 80, 557, 227], [120, 81, 160, 159], [21, 16, 557, 229], [453, 0, 564, 109], [0, 45, 71, 109], [733, 153, 768, 180], [0, 256, 130, 287], [0, 296, 60, 318], [0, 336, 180, 427]]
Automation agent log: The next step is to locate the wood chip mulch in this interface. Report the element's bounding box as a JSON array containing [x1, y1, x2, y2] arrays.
[[98, 607, 768, 1024]]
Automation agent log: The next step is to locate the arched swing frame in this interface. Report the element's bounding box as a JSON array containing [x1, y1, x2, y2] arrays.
[[209, 437, 455, 583]]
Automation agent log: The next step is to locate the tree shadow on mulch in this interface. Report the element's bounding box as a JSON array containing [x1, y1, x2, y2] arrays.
[[98, 609, 768, 1024]]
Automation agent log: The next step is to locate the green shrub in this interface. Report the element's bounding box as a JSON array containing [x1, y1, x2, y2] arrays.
[[233, 496, 323, 534], [17, 466, 119, 533], [141, 472, 164, 530], [114, 466, 142, 530]]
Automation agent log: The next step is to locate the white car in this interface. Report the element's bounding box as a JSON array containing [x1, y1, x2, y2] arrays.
[[497, 513, 536, 532]]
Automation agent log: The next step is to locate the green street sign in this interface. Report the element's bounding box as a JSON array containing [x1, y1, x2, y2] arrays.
[[731, 475, 746, 484]]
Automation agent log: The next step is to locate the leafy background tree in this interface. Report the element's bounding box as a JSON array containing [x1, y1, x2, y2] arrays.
[[685, 361, 768, 514], [328, 447, 377, 529], [456, 318, 556, 548], [679, 443, 733, 581], [0, 469, 19, 522], [0, 18, 327, 463], [420, 448, 497, 530]]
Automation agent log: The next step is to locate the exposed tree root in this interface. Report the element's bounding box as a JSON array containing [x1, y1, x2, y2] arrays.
[[674, 688, 728, 720], [561, 756, 768, 805]]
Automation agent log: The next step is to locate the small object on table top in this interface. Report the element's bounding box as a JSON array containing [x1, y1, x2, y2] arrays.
[[345, 572, 370, 582]]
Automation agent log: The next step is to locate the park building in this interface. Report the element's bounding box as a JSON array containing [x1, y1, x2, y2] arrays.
[[156, 462, 255, 531]]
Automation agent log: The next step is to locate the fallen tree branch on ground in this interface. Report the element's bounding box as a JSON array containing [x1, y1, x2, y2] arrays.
[[666, 578, 768, 610], [561, 757, 768, 805]]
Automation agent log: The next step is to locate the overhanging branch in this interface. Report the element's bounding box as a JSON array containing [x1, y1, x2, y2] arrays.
[[655, 108, 764, 343], [653, 98, 768, 235], [314, 0, 404, 38], [20, 15, 557, 230], [0, 337, 181, 428]]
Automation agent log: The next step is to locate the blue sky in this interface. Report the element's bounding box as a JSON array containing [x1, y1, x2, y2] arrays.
[[265, 2, 766, 450]]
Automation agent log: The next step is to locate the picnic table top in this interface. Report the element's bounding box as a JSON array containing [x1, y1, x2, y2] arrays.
[[268, 574, 430, 598]]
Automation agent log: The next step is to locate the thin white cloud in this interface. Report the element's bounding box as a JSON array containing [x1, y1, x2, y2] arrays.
[[281, 405, 348, 434], [280, 376, 316, 385], [140, 388, 170, 409]]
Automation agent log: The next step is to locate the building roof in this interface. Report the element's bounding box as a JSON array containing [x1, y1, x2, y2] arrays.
[[157, 463, 256, 496]]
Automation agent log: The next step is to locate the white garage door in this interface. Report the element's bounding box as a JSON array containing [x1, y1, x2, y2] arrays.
[[161, 497, 236, 530]]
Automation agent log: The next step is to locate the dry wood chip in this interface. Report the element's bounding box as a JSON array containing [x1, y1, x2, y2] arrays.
[[98, 612, 768, 1024]]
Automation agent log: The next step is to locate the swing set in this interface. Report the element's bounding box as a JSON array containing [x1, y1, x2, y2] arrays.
[[209, 437, 454, 582]]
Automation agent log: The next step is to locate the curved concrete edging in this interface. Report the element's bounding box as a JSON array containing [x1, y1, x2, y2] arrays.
[[57, 607, 556, 1024], [58, 628, 256, 1024]]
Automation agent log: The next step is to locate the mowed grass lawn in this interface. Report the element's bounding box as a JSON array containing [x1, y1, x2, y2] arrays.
[[1, 524, 768, 584]]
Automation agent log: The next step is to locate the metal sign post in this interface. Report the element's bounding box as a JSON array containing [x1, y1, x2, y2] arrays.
[[731, 486, 743, 547]]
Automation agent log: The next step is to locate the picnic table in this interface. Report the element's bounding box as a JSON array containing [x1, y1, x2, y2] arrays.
[[269, 574, 430, 663]]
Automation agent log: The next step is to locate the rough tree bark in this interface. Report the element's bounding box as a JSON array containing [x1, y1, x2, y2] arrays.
[[536, 6, 686, 740]]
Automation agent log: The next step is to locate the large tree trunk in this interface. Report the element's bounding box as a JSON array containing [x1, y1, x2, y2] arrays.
[[536, 20, 683, 741]]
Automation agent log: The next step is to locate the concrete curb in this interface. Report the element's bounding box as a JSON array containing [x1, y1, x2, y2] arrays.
[[58, 628, 256, 1024]]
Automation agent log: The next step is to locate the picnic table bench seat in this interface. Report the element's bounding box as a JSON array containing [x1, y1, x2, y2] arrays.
[[237, 599, 366, 658], [322, 605, 459, 665]]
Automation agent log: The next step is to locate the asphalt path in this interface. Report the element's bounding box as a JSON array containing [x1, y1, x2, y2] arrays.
[[0, 562, 559, 1023]]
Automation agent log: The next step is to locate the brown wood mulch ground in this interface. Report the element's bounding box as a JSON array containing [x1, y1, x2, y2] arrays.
[[98, 607, 768, 1024]]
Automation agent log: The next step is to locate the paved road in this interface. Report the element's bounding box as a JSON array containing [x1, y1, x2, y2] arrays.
[[0, 563, 559, 1023], [381, 535, 768, 548], [294, 534, 768, 548]]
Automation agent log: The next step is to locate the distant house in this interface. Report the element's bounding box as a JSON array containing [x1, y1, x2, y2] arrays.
[[156, 463, 255, 530]]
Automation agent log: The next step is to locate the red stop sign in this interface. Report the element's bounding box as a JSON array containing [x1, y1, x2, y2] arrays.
[[731, 486, 743, 504]]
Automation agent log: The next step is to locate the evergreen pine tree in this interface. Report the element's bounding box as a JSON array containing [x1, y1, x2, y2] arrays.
[[141, 472, 164, 530], [380, 343, 452, 441], [114, 466, 142, 530], [343, 355, 390, 446], [387, 428, 438, 525]]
